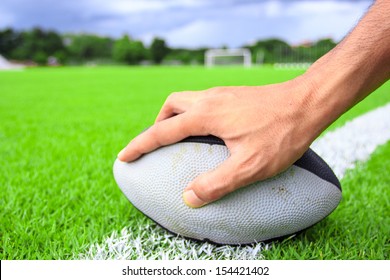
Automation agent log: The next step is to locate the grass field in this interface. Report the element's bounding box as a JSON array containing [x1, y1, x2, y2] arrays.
[[263, 143, 390, 259], [0, 66, 389, 259]]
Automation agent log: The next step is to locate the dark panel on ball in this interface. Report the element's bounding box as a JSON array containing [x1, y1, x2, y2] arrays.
[[180, 135, 341, 191]]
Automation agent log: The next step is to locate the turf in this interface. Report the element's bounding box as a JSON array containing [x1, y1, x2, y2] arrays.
[[0, 66, 389, 259], [262, 142, 390, 260]]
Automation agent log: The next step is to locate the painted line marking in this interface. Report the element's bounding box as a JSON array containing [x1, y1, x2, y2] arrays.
[[81, 103, 390, 260]]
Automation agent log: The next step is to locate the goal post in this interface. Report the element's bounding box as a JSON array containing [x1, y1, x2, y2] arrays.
[[205, 48, 252, 67]]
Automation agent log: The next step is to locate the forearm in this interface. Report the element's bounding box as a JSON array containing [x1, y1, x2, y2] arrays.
[[298, 0, 390, 138], [117, 1, 390, 208]]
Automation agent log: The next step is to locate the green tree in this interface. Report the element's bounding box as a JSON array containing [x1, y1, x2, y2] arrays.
[[150, 37, 170, 64], [10, 27, 65, 64], [112, 35, 146, 64], [249, 38, 291, 64], [66, 34, 113, 62], [0, 28, 22, 58], [33, 51, 48, 65], [311, 38, 337, 60], [129, 40, 147, 63], [166, 48, 206, 65]]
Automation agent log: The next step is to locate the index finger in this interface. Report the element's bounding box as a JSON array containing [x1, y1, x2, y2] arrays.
[[155, 90, 204, 123], [117, 113, 198, 162]]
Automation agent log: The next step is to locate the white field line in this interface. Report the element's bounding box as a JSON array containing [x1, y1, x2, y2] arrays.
[[311, 103, 390, 178], [81, 103, 390, 260]]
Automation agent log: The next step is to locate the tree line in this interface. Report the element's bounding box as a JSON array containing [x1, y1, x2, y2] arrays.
[[0, 27, 337, 65]]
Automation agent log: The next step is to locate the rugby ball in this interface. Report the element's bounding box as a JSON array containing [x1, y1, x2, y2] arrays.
[[114, 135, 342, 245]]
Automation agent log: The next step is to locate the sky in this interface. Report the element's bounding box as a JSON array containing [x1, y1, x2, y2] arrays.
[[0, 0, 373, 48]]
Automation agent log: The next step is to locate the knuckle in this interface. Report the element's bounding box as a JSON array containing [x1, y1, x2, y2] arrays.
[[167, 92, 179, 100], [149, 122, 160, 135], [183, 112, 207, 135], [194, 97, 213, 113], [148, 124, 163, 146], [165, 92, 179, 106], [202, 187, 223, 202], [176, 115, 191, 135], [238, 154, 259, 174], [194, 175, 229, 202], [235, 153, 266, 183]]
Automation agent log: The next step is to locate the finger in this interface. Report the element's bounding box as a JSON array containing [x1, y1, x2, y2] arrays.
[[155, 91, 202, 123], [182, 154, 256, 208], [118, 113, 198, 162]]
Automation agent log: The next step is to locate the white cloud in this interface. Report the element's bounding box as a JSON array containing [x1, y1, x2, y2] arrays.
[[163, 20, 221, 48], [0, 7, 14, 26], [263, 0, 283, 18], [285, 0, 367, 16], [283, 1, 371, 43], [0, 0, 373, 47], [84, 0, 208, 15], [161, 0, 372, 47]]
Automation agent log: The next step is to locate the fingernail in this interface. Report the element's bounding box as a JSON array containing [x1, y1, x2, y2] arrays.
[[183, 190, 207, 208], [117, 148, 126, 161]]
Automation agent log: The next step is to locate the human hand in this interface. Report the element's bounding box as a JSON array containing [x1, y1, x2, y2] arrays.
[[118, 77, 325, 208], [118, 0, 390, 208]]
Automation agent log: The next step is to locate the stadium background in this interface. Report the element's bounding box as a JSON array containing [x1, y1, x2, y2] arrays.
[[1, 0, 388, 260]]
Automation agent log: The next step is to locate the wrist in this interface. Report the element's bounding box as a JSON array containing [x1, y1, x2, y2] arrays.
[[286, 59, 354, 144], [294, 45, 381, 139], [293, 0, 390, 142]]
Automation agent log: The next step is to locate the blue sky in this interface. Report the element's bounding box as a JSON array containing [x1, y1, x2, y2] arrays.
[[0, 0, 372, 48]]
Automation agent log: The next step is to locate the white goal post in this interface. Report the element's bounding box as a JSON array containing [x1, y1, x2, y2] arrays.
[[205, 48, 252, 67]]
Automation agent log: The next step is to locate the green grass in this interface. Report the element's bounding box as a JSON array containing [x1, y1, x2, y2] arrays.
[[263, 142, 390, 259], [0, 66, 389, 259]]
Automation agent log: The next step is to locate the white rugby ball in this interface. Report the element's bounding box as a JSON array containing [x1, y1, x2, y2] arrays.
[[114, 136, 342, 245]]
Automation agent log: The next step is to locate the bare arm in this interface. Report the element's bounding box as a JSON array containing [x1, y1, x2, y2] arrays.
[[302, 0, 390, 135], [118, 0, 390, 208]]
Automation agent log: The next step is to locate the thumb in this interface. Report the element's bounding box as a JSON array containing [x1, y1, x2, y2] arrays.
[[182, 154, 252, 208]]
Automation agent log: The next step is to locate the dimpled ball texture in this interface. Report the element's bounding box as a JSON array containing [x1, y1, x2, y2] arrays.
[[113, 139, 342, 245]]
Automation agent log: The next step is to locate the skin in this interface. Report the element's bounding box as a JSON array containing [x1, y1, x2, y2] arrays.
[[118, 0, 390, 208]]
